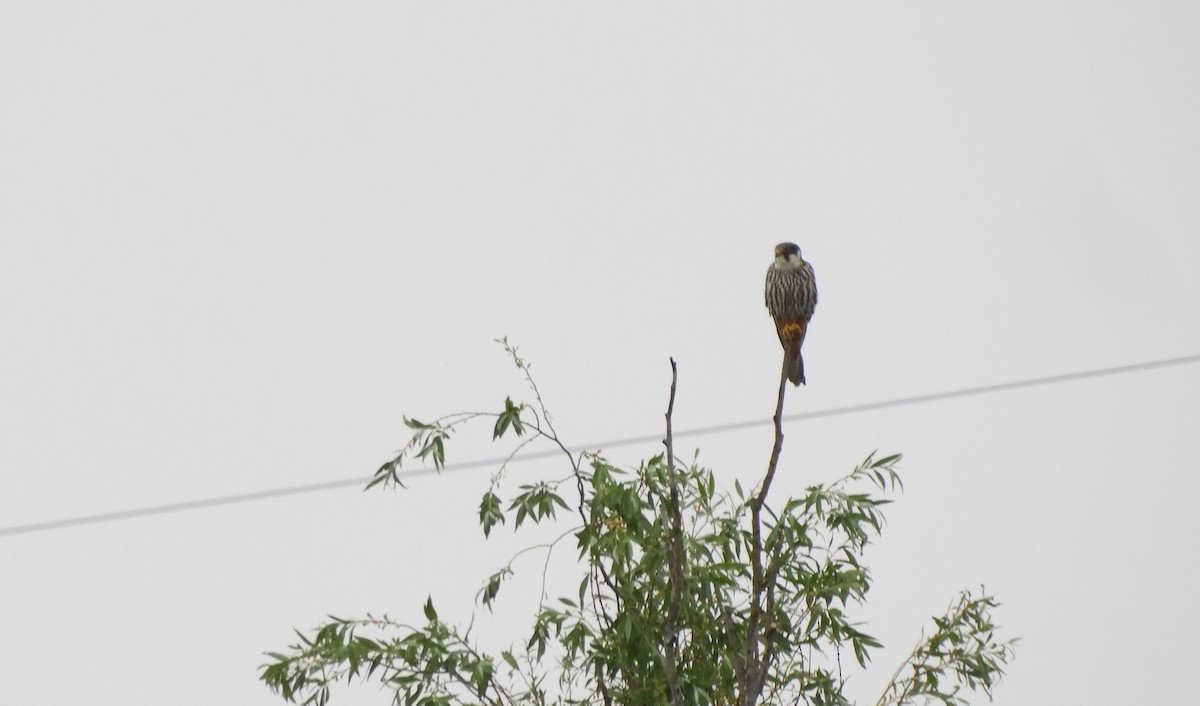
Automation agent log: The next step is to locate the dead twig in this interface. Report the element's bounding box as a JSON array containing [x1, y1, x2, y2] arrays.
[[739, 353, 790, 705], [661, 358, 685, 706]]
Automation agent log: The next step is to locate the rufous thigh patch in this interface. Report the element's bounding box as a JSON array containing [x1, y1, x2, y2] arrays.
[[781, 322, 806, 340]]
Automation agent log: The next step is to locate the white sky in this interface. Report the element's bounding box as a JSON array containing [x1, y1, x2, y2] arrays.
[[2, 2, 1199, 704]]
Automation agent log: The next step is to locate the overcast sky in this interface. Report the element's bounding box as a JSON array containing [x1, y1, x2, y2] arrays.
[[2, 2, 1199, 704]]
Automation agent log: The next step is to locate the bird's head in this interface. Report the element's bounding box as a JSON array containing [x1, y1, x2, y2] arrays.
[[774, 242, 803, 268]]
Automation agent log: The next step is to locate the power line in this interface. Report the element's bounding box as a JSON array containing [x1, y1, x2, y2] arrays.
[[2, 352, 1198, 539]]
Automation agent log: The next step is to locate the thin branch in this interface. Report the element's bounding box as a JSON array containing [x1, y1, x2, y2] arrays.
[[874, 633, 926, 706], [756, 352, 790, 516], [496, 340, 623, 693], [443, 634, 519, 706], [661, 358, 685, 706], [597, 667, 614, 706], [740, 352, 790, 706], [490, 433, 541, 489], [523, 422, 620, 620]]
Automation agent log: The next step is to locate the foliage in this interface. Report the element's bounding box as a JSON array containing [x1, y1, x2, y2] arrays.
[[875, 591, 1017, 706], [261, 340, 1016, 705]]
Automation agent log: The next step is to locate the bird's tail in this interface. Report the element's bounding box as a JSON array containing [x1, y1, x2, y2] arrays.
[[785, 339, 806, 386]]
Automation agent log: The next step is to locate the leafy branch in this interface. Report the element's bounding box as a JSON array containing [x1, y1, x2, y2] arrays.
[[876, 590, 1019, 706], [261, 342, 1016, 706], [261, 601, 519, 706]]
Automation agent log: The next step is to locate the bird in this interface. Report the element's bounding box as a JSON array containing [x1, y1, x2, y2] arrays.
[[765, 242, 818, 386]]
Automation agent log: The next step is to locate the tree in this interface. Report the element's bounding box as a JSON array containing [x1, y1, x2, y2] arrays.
[[261, 340, 1016, 705]]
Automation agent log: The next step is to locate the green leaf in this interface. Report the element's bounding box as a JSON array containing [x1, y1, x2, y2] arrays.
[[478, 491, 504, 538], [432, 436, 445, 469], [423, 597, 438, 622], [471, 660, 493, 695], [480, 569, 508, 609], [493, 397, 527, 439], [501, 650, 518, 671]]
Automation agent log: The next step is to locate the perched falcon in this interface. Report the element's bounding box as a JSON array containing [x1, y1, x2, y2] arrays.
[[765, 242, 818, 386]]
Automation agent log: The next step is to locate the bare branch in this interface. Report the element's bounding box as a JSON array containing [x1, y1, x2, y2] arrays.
[[661, 358, 685, 706], [756, 352, 790, 517], [739, 352, 790, 705]]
